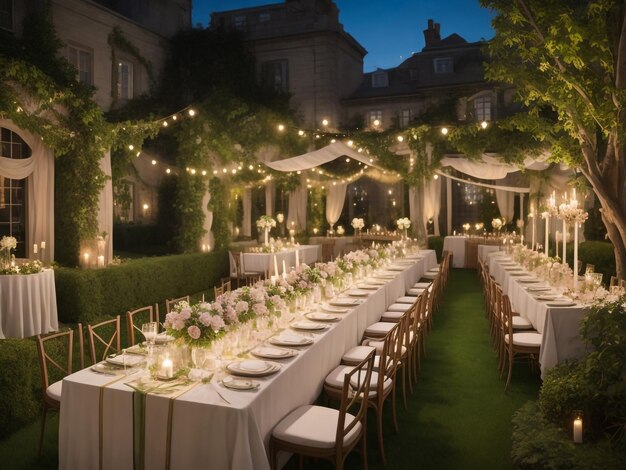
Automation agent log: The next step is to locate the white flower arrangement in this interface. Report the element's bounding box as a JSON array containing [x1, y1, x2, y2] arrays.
[[0, 236, 17, 251], [351, 218, 365, 230], [396, 217, 411, 230], [256, 215, 277, 230], [491, 218, 504, 231], [462, 223, 471, 232], [474, 222, 484, 231], [558, 203, 588, 224]]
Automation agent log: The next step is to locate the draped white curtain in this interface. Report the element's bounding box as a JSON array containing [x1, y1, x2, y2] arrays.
[[287, 185, 307, 232], [0, 120, 54, 262], [423, 177, 442, 236], [242, 189, 252, 237], [201, 185, 214, 249], [97, 151, 113, 263], [495, 186, 515, 221], [408, 187, 420, 232], [265, 181, 274, 216], [440, 154, 548, 180], [325, 182, 347, 228]]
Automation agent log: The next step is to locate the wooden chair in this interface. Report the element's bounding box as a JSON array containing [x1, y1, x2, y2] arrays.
[[87, 316, 121, 364], [228, 251, 263, 287], [270, 350, 375, 470], [213, 279, 231, 299], [36, 329, 74, 457], [166, 296, 190, 314], [501, 294, 542, 393], [126, 305, 156, 346]]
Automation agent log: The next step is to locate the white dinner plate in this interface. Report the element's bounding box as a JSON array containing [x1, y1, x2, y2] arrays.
[[155, 333, 175, 344], [546, 301, 577, 307], [536, 295, 557, 301], [291, 321, 329, 331], [226, 360, 280, 377], [329, 299, 360, 307], [105, 354, 145, 367], [306, 312, 340, 322], [387, 266, 406, 271], [527, 286, 552, 292], [124, 344, 148, 356], [250, 346, 298, 359], [373, 274, 396, 280], [220, 376, 259, 391], [363, 280, 385, 286], [322, 305, 349, 314], [356, 284, 380, 290], [348, 289, 371, 297], [269, 334, 314, 347]]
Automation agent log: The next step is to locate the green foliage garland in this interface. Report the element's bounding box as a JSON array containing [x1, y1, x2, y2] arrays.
[[208, 177, 232, 250]]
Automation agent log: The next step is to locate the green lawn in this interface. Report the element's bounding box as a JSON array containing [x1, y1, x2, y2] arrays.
[[0, 269, 541, 469]]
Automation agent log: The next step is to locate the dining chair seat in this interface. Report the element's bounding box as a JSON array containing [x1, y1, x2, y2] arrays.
[[387, 303, 411, 312], [381, 311, 404, 321], [413, 282, 432, 288], [395, 296, 417, 304], [407, 288, 425, 296], [364, 322, 396, 336], [342, 346, 377, 365], [422, 272, 438, 279], [325, 365, 392, 396], [272, 405, 362, 449], [505, 332, 542, 348], [511, 316, 533, 330], [46, 380, 63, 402]]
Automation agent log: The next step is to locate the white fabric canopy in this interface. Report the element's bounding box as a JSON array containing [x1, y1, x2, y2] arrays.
[[495, 187, 515, 221], [265, 141, 377, 172], [0, 119, 54, 262], [423, 177, 442, 236], [326, 182, 347, 227], [287, 184, 307, 232], [440, 154, 548, 180]]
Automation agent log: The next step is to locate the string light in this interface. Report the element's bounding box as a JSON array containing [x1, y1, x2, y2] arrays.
[[277, 124, 285, 132], [321, 119, 329, 127], [481, 121, 488, 129], [151, 159, 157, 165], [397, 135, 404, 142], [441, 127, 449, 135]]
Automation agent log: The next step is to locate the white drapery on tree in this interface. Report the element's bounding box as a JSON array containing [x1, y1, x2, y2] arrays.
[[423, 177, 442, 236], [0, 120, 54, 262], [325, 182, 347, 228], [265, 181, 274, 216], [242, 189, 252, 237], [440, 154, 549, 179], [97, 151, 113, 263], [495, 186, 515, 222], [408, 187, 427, 244], [201, 185, 214, 249], [287, 184, 307, 232]]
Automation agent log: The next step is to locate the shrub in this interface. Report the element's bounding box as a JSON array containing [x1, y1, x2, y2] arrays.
[[0, 339, 39, 439], [428, 235, 444, 261], [567, 241, 616, 283], [55, 250, 228, 324]]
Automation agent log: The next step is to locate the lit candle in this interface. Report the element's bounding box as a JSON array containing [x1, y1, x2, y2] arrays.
[[97, 255, 105, 268], [573, 416, 583, 443], [544, 212, 549, 256], [161, 356, 174, 379], [83, 253, 90, 267], [282, 259, 287, 278], [273, 254, 279, 277], [41, 241, 46, 250], [555, 230, 560, 258], [562, 219, 567, 265], [573, 221, 579, 290], [33, 244, 38, 254], [295, 248, 299, 267]]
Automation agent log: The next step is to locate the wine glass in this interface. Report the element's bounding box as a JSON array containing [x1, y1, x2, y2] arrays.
[[142, 322, 157, 346]]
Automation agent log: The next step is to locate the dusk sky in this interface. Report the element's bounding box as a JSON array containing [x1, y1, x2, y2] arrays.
[[192, 1, 495, 72]]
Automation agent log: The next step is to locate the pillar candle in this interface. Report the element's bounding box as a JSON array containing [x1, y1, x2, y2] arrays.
[[562, 220, 567, 265], [295, 248, 299, 267], [545, 216, 549, 256], [273, 255, 279, 277], [161, 357, 174, 378], [41, 241, 46, 250], [573, 221, 579, 290], [573, 417, 583, 443], [33, 244, 38, 254], [282, 259, 287, 278]]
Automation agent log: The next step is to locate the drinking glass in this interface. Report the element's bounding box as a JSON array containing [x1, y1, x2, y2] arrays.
[[142, 322, 157, 346]]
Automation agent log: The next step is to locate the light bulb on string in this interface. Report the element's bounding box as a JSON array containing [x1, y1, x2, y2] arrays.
[[188, 109, 196, 117], [481, 121, 488, 129], [322, 119, 329, 127], [277, 124, 285, 132], [441, 127, 449, 135], [397, 135, 404, 142]]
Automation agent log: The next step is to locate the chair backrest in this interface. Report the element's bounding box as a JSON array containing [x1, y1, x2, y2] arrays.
[[377, 321, 403, 391], [501, 294, 514, 341], [609, 275, 619, 288], [126, 305, 155, 346], [166, 296, 190, 314], [87, 316, 121, 364], [229, 251, 242, 278], [335, 349, 375, 453], [36, 330, 74, 395], [221, 279, 232, 292], [214, 284, 226, 299]]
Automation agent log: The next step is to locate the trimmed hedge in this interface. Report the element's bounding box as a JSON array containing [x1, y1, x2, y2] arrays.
[[55, 250, 229, 323], [568, 241, 616, 284], [428, 236, 444, 262], [0, 339, 39, 440]]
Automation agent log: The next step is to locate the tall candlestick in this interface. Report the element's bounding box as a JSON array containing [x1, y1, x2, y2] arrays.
[[544, 215, 550, 256], [562, 220, 567, 264], [532, 215, 536, 251], [556, 230, 560, 258], [41, 241, 46, 250], [33, 244, 38, 254], [273, 255, 279, 277], [573, 221, 579, 290], [282, 259, 287, 278], [295, 248, 299, 267]]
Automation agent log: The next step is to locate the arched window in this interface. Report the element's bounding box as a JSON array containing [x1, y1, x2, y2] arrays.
[[0, 127, 30, 258]]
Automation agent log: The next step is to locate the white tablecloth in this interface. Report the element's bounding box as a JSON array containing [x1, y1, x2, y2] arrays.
[[442, 236, 467, 268], [486, 252, 587, 377], [0, 269, 58, 339], [59, 251, 436, 470], [239, 246, 321, 277], [477, 245, 501, 264]]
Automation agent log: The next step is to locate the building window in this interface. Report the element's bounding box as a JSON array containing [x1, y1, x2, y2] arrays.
[[0, 127, 30, 258], [233, 15, 247, 31], [68, 45, 93, 85], [371, 71, 388, 88], [261, 60, 288, 92], [434, 57, 453, 74], [474, 95, 492, 122], [0, 0, 13, 31], [117, 60, 133, 100], [259, 13, 270, 23], [399, 109, 412, 129], [367, 110, 383, 127]]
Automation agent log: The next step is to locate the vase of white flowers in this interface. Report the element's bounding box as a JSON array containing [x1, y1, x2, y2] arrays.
[[396, 217, 411, 239], [351, 218, 364, 236], [256, 215, 277, 246], [0, 236, 17, 270]]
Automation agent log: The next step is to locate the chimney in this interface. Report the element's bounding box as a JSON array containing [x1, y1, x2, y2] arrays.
[[423, 19, 441, 47]]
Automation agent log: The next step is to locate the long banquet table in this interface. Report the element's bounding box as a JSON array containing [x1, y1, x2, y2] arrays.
[[0, 269, 58, 339], [240, 245, 321, 276], [59, 250, 437, 470], [486, 251, 587, 378]]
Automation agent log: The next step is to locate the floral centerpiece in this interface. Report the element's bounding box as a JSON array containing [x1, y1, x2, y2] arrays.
[[0, 236, 17, 270], [396, 217, 411, 239], [351, 218, 365, 235], [0, 236, 43, 275], [164, 300, 227, 347], [558, 204, 588, 224], [462, 223, 471, 233], [336, 225, 345, 236], [492, 217, 504, 232], [256, 215, 277, 245]]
